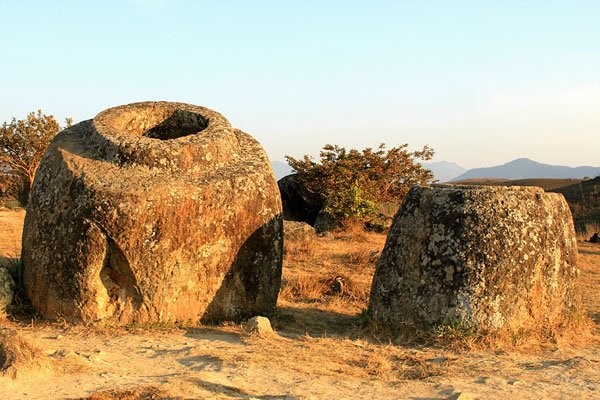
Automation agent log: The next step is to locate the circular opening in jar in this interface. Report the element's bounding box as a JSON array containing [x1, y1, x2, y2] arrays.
[[142, 109, 208, 140], [106, 106, 208, 140]]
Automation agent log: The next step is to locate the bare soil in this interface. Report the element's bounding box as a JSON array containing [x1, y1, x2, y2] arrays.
[[1, 209, 599, 400]]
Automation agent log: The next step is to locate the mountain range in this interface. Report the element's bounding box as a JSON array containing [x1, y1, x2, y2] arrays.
[[452, 158, 600, 181], [271, 158, 600, 182], [422, 161, 466, 182]]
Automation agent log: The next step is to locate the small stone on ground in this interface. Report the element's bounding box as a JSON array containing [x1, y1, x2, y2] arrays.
[[243, 316, 276, 338]]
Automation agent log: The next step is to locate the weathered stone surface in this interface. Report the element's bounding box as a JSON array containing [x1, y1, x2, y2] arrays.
[[242, 316, 275, 337], [277, 174, 323, 225], [313, 210, 339, 234], [283, 221, 315, 242], [22, 101, 283, 324], [369, 185, 579, 332], [0, 267, 15, 310]]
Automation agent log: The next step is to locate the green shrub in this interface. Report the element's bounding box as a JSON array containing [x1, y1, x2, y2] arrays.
[[286, 143, 435, 227]]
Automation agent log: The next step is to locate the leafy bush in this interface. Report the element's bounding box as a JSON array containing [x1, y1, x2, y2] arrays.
[[0, 173, 23, 205], [286, 143, 435, 226], [0, 111, 71, 204]]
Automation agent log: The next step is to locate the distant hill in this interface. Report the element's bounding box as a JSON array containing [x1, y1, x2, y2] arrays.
[[453, 158, 600, 181], [422, 161, 466, 182], [272, 160, 293, 180]]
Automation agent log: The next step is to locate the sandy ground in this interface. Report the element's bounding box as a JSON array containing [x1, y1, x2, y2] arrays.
[[2, 322, 600, 400], [1, 208, 599, 400]]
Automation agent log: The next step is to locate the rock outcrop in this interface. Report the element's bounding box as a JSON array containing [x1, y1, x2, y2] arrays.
[[313, 211, 339, 234], [277, 174, 323, 225], [369, 185, 579, 332], [283, 221, 316, 242], [22, 101, 283, 324], [0, 267, 15, 311], [242, 316, 276, 338]]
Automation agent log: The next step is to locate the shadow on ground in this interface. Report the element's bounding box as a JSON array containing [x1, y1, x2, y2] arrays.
[[273, 304, 369, 340], [183, 326, 246, 346], [579, 247, 600, 255], [178, 355, 223, 372], [187, 377, 299, 400]]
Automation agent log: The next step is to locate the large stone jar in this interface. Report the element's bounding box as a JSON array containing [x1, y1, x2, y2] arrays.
[[369, 185, 579, 333], [22, 101, 283, 324]]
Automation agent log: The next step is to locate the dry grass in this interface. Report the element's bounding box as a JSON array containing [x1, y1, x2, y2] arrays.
[[280, 228, 384, 312], [417, 311, 596, 353], [279, 272, 372, 304], [74, 386, 180, 400], [230, 332, 450, 382], [0, 328, 46, 379], [279, 272, 329, 302], [578, 242, 600, 326], [0, 208, 25, 264], [340, 247, 381, 270], [274, 227, 386, 340]]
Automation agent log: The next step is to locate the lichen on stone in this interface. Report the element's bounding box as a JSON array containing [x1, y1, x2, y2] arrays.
[[22, 101, 283, 324], [369, 185, 579, 333]]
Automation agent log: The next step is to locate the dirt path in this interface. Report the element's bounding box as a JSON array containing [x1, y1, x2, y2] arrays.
[[1, 321, 599, 400]]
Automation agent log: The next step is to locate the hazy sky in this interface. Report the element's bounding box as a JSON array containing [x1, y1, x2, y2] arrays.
[[1, 1, 599, 169]]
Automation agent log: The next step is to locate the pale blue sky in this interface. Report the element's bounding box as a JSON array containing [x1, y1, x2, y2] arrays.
[[1, 1, 599, 168]]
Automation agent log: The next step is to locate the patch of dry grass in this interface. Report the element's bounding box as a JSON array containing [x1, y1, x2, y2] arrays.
[[577, 243, 600, 326], [279, 272, 328, 302], [417, 312, 596, 354], [0, 208, 25, 262], [233, 332, 450, 382], [0, 328, 46, 379], [65, 321, 186, 339], [279, 273, 372, 304], [74, 386, 180, 400], [340, 247, 381, 270], [280, 228, 384, 312]]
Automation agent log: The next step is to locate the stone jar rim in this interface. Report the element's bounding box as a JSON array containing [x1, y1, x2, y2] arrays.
[[92, 101, 240, 170]]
